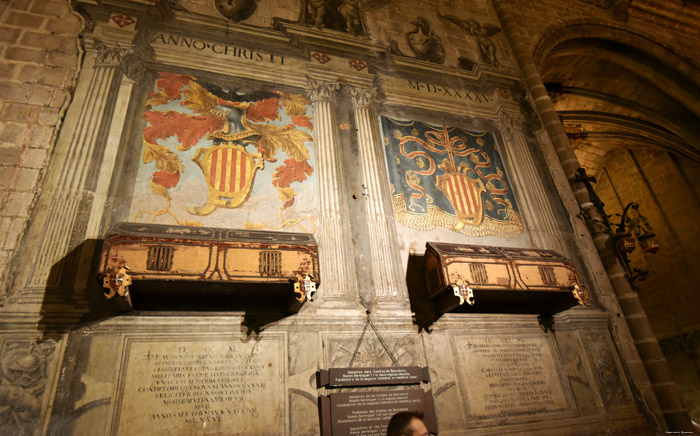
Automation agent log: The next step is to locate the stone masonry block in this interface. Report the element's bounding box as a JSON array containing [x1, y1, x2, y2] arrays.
[[20, 31, 63, 51], [13, 168, 40, 191], [0, 102, 40, 123], [0, 168, 18, 190], [0, 251, 8, 282], [18, 64, 44, 83], [8, 0, 34, 12], [44, 16, 82, 34], [49, 90, 68, 108], [26, 84, 54, 106], [0, 218, 10, 248], [1, 191, 35, 217], [0, 63, 16, 80], [31, 0, 71, 18], [46, 51, 78, 68], [20, 147, 47, 168], [3, 47, 46, 64], [26, 125, 54, 148], [0, 143, 22, 165], [0, 121, 28, 144], [0, 27, 21, 44], [0, 81, 32, 102], [38, 107, 59, 126], [6, 11, 44, 28], [3, 217, 26, 251], [41, 67, 69, 87]]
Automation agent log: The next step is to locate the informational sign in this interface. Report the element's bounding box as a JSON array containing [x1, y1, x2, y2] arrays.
[[320, 366, 430, 387], [319, 366, 436, 435], [321, 389, 436, 436]]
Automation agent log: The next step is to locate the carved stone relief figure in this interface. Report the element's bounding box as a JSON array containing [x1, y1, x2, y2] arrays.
[[214, 0, 258, 22], [298, 0, 366, 35], [439, 14, 502, 68], [306, 0, 328, 28], [0, 341, 55, 436], [390, 17, 446, 64], [338, 0, 362, 34]]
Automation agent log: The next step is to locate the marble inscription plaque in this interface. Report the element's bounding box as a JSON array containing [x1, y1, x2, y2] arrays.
[[112, 337, 284, 435], [454, 334, 569, 418]]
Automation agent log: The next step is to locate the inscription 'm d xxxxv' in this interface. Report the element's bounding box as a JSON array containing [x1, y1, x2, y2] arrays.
[[407, 81, 491, 102]]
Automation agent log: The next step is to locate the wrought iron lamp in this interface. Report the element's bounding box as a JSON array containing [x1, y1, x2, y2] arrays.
[[575, 168, 660, 290]]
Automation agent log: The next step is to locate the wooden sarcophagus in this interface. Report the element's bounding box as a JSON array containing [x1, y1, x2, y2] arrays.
[[424, 242, 588, 315], [99, 222, 319, 313]]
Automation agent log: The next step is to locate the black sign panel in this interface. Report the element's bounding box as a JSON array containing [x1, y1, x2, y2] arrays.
[[320, 389, 436, 436]]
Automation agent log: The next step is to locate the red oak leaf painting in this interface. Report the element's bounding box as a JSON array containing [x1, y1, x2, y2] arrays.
[[143, 111, 225, 150], [246, 98, 280, 122], [272, 158, 314, 188], [291, 115, 313, 131], [152, 169, 180, 188], [156, 72, 193, 99]]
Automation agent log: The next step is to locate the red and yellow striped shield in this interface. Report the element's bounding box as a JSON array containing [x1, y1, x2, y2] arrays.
[[188, 144, 263, 216], [437, 171, 486, 228]]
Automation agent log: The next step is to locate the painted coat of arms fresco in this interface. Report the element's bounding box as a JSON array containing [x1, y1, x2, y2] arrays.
[[381, 117, 523, 238], [130, 72, 317, 231]]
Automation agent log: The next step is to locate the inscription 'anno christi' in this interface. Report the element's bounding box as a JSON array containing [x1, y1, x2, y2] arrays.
[[153, 33, 285, 65]]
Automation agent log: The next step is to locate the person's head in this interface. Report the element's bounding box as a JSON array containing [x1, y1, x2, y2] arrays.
[[386, 411, 429, 436]]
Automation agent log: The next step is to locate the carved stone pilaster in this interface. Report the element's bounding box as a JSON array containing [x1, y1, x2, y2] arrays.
[[306, 79, 360, 310], [497, 113, 566, 255], [22, 49, 124, 298], [349, 86, 410, 312]]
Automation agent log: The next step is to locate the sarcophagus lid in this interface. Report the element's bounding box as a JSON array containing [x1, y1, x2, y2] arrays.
[[424, 242, 588, 314], [99, 222, 319, 313]]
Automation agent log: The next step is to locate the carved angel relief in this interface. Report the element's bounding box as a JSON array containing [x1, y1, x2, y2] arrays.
[[439, 14, 502, 69]]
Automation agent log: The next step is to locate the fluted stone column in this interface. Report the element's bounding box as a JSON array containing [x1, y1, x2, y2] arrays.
[[22, 40, 138, 304], [348, 86, 410, 313], [306, 79, 361, 311], [497, 114, 566, 255], [492, 0, 693, 431]]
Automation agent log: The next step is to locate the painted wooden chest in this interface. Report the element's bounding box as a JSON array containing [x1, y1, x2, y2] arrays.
[[99, 222, 319, 313], [424, 242, 588, 314]]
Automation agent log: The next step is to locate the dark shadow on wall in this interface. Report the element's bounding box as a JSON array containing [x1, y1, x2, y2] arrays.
[[405, 254, 440, 333], [38, 239, 125, 342]]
